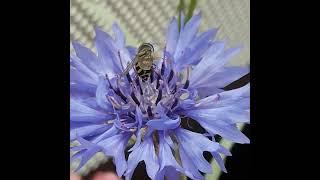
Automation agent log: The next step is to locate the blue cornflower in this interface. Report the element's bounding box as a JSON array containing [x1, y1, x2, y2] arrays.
[[70, 13, 250, 180]]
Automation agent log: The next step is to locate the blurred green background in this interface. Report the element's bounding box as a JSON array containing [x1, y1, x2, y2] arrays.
[[70, 0, 250, 179]]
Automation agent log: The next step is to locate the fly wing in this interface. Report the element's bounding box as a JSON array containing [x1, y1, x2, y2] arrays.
[[122, 56, 138, 76]]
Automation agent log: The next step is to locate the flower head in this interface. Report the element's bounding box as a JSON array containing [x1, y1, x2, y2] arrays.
[[70, 13, 250, 179]]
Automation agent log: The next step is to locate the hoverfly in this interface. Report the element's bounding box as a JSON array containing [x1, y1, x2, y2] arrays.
[[122, 43, 156, 82]]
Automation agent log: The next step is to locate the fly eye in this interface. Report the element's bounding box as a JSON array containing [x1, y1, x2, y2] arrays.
[[140, 43, 154, 52]]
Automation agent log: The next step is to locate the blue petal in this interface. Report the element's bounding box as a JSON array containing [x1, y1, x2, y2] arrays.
[[126, 46, 137, 60], [98, 133, 131, 177], [157, 132, 183, 174], [175, 128, 220, 176], [72, 41, 102, 74], [196, 87, 224, 98], [112, 23, 126, 48], [96, 76, 113, 111], [94, 27, 132, 77], [128, 107, 143, 152], [83, 149, 101, 169], [190, 28, 218, 50], [192, 66, 249, 97], [94, 27, 114, 43], [218, 83, 250, 99], [164, 167, 180, 180], [94, 27, 124, 72], [180, 86, 250, 143], [173, 47, 192, 72], [91, 125, 119, 143], [125, 135, 159, 180], [186, 28, 218, 65], [211, 152, 227, 173], [70, 98, 114, 123], [217, 144, 232, 156], [178, 145, 204, 179], [174, 13, 202, 67], [118, 48, 132, 72], [70, 56, 98, 85], [70, 80, 96, 99], [208, 66, 249, 88], [73, 146, 101, 172], [184, 101, 250, 123], [94, 37, 121, 76], [194, 84, 250, 108], [190, 43, 242, 89], [164, 131, 175, 149], [76, 97, 106, 111], [180, 84, 250, 121], [70, 55, 98, 84], [70, 121, 93, 130], [155, 166, 181, 180], [175, 28, 218, 71], [174, 13, 201, 56], [165, 17, 179, 56], [189, 40, 226, 75], [146, 115, 181, 131], [71, 135, 102, 172], [70, 124, 110, 141], [158, 132, 181, 170], [185, 112, 249, 143]]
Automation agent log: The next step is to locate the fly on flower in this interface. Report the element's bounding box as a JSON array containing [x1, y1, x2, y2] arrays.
[[70, 12, 250, 180], [122, 43, 156, 82]]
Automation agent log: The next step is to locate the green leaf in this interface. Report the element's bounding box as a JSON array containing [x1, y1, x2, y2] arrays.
[[177, 0, 198, 32], [177, 0, 186, 12], [177, 0, 186, 32], [185, 0, 197, 24]]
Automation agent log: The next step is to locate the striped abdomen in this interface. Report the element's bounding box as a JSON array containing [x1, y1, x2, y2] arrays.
[[135, 63, 151, 82]]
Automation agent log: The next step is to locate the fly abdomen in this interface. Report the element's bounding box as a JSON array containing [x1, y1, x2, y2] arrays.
[[139, 70, 151, 82], [135, 64, 151, 82]]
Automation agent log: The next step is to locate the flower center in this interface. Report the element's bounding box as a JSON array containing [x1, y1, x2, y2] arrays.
[[106, 58, 190, 132]]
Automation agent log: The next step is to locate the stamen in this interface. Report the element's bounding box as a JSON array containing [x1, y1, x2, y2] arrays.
[[147, 106, 153, 117], [155, 89, 162, 105], [118, 51, 125, 71], [186, 66, 190, 79], [168, 70, 174, 83], [153, 69, 162, 80], [161, 61, 165, 75], [150, 68, 154, 83], [115, 88, 128, 103], [183, 80, 189, 89], [128, 112, 135, 119], [171, 98, 178, 109], [156, 76, 161, 89], [105, 74, 115, 90], [126, 73, 132, 83], [135, 78, 143, 95], [107, 96, 121, 109], [171, 85, 177, 94], [131, 92, 140, 106]]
